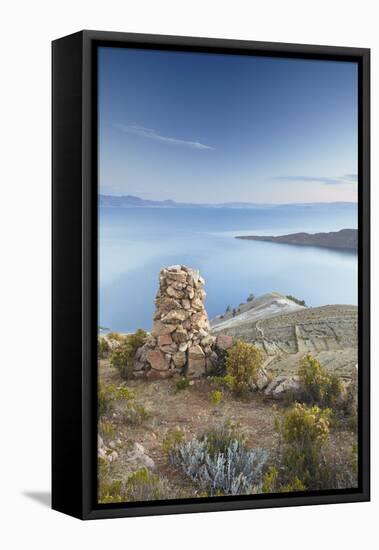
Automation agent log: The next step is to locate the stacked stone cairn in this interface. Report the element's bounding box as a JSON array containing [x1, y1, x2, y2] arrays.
[[134, 265, 230, 380]]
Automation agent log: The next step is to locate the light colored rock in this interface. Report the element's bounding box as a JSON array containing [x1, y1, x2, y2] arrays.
[[172, 326, 188, 343], [264, 375, 287, 396], [256, 368, 270, 390], [160, 343, 178, 354], [173, 351, 187, 368], [166, 271, 187, 283], [187, 267, 200, 281], [188, 343, 205, 360], [162, 309, 187, 324], [166, 286, 183, 299], [108, 450, 118, 462], [201, 335, 216, 347], [151, 320, 177, 336], [191, 312, 209, 330], [191, 298, 204, 311], [131, 443, 156, 471], [272, 376, 302, 400], [171, 281, 186, 290], [98, 435, 118, 462]]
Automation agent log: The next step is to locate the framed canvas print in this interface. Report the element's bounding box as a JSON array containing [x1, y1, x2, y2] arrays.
[[52, 30, 370, 520]]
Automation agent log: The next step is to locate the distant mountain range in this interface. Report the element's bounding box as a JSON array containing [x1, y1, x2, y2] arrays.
[[99, 194, 357, 209], [236, 229, 358, 251]]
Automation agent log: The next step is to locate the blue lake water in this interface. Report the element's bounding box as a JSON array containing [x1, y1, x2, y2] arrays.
[[99, 204, 358, 332]]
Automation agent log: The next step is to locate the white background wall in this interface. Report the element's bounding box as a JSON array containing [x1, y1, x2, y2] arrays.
[[0, 1, 376, 548]]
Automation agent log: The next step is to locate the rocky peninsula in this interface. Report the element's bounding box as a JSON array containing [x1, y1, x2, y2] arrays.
[[236, 228, 357, 251]]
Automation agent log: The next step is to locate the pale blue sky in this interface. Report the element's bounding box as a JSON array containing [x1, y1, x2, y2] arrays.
[[98, 47, 358, 204]]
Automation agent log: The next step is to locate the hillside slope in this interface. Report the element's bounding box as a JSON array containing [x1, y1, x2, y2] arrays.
[[211, 293, 357, 378]]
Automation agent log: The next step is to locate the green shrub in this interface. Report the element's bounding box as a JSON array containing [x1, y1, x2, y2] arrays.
[[98, 419, 115, 439], [262, 466, 306, 494], [97, 458, 123, 504], [224, 340, 262, 395], [123, 403, 150, 426], [98, 337, 110, 358], [124, 467, 172, 502], [98, 382, 149, 426], [275, 403, 331, 489], [98, 383, 135, 418], [280, 477, 306, 493], [262, 466, 279, 493], [211, 390, 224, 405], [286, 295, 306, 307], [163, 428, 185, 456], [110, 329, 147, 379], [98, 479, 123, 503], [175, 377, 190, 392], [299, 354, 344, 408], [310, 444, 358, 490], [107, 332, 124, 341], [98, 461, 173, 503], [246, 293, 255, 302], [200, 421, 246, 458], [347, 413, 358, 433]]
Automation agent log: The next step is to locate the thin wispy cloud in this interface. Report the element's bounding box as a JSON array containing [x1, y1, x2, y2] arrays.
[[114, 123, 215, 151], [275, 174, 357, 185]]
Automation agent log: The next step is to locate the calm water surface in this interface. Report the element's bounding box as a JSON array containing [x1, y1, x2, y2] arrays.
[[99, 204, 358, 332]]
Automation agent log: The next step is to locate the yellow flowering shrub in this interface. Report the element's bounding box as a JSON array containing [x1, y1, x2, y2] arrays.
[[225, 340, 262, 395]]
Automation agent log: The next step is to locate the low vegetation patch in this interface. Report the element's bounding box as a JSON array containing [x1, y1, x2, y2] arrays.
[[98, 458, 123, 504], [124, 467, 173, 502], [110, 329, 147, 379], [98, 337, 110, 358], [166, 422, 268, 495], [223, 340, 263, 396], [298, 354, 344, 409], [275, 402, 331, 490], [98, 460, 173, 504], [262, 466, 305, 494], [175, 377, 191, 392], [210, 390, 224, 405], [286, 295, 306, 307], [98, 383, 135, 417], [98, 382, 149, 426]]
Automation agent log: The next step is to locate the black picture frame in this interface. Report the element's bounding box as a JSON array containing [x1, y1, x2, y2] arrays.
[[52, 30, 370, 520]]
